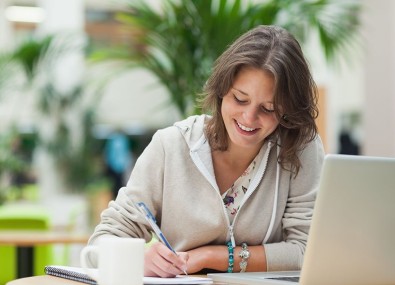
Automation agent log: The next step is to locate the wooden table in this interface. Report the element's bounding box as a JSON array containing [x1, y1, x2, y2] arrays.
[[6, 275, 84, 285], [0, 230, 90, 279], [0, 230, 89, 246]]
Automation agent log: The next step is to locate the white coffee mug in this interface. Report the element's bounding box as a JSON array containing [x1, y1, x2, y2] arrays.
[[80, 237, 145, 285]]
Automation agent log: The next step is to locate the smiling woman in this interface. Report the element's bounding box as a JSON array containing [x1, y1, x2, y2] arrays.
[[86, 25, 325, 277]]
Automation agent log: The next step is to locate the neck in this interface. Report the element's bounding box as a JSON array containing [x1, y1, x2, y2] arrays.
[[222, 143, 262, 168]]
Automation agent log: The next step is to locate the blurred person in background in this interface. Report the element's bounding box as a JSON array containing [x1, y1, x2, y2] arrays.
[[104, 131, 133, 198]]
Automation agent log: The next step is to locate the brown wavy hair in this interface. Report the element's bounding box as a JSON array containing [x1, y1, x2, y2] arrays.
[[202, 25, 319, 175]]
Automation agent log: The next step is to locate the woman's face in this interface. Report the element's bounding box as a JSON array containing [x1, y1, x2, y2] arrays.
[[221, 67, 279, 153]]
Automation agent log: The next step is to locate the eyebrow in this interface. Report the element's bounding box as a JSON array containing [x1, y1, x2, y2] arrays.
[[232, 87, 248, 95]]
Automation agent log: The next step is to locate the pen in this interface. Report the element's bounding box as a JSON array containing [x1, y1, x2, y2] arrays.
[[137, 202, 188, 276]]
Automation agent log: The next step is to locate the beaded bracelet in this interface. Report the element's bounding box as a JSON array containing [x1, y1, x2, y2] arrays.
[[238, 242, 250, 272], [226, 241, 234, 273]]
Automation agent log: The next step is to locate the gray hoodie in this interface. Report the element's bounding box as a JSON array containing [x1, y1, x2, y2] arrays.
[[88, 114, 325, 271]]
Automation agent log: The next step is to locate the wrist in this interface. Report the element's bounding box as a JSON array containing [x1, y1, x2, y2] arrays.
[[188, 244, 242, 272], [193, 245, 230, 272]]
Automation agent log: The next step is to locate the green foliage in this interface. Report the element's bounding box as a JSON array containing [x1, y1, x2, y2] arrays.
[[92, 0, 361, 118], [0, 131, 27, 174], [11, 35, 53, 81], [0, 53, 19, 99], [0, 55, 10, 94], [0, 130, 30, 204], [39, 101, 106, 191], [1, 33, 107, 193]]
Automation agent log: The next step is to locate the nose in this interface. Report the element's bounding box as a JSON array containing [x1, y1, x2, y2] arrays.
[[243, 106, 259, 123]]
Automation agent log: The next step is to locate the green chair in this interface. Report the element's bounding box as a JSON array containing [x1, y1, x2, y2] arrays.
[[0, 204, 55, 285]]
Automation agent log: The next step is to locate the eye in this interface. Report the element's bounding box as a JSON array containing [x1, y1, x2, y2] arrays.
[[260, 105, 275, 114], [233, 94, 247, 104]]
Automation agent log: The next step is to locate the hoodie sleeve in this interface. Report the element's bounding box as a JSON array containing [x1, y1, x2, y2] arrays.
[[264, 135, 325, 271], [87, 130, 167, 247]]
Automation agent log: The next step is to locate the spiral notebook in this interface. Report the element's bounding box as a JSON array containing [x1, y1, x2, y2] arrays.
[[45, 266, 96, 285], [45, 265, 212, 284]]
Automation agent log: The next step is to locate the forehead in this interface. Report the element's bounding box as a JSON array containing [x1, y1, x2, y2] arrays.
[[232, 67, 275, 100], [233, 66, 274, 83]]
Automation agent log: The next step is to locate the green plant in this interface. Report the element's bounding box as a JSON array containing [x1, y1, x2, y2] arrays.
[[0, 130, 29, 204], [0, 131, 27, 174], [92, 0, 361, 117], [11, 35, 53, 81], [35, 83, 105, 191], [0, 53, 20, 100], [2, 34, 107, 193]]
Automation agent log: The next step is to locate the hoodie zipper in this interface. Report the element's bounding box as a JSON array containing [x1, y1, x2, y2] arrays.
[[228, 141, 273, 247]]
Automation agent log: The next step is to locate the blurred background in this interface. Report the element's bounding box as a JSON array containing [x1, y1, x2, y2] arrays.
[[0, 0, 393, 271]]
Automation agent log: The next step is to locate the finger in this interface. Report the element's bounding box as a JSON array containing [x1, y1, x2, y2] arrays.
[[177, 252, 189, 262], [159, 249, 187, 273], [176, 252, 189, 273], [145, 252, 180, 277], [149, 243, 187, 276], [145, 243, 178, 277], [152, 258, 182, 277], [152, 246, 183, 276], [146, 260, 177, 278]]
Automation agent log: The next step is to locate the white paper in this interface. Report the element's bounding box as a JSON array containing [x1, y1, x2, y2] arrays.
[[144, 275, 212, 284]]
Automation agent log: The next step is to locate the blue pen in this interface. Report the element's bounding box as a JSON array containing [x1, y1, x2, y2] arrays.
[[137, 202, 188, 275]]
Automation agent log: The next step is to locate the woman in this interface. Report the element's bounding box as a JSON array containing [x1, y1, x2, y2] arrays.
[[87, 25, 325, 277]]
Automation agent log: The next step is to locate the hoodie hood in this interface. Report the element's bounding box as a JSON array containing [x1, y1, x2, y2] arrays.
[[173, 114, 210, 149]]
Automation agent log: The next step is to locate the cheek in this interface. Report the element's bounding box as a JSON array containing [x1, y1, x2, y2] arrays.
[[272, 115, 280, 125], [264, 115, 280, 130], [221, 96, 235, 116]]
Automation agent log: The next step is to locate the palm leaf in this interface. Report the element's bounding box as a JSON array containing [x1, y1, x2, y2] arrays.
[[11, 35, 54, 81], [267, 0, 361, 61]]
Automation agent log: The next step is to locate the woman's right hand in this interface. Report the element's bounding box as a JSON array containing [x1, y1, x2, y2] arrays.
[[144, 242, 188, 277]]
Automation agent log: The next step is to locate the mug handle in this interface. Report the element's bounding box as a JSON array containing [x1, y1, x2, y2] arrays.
[[80, 245, 100, 281]]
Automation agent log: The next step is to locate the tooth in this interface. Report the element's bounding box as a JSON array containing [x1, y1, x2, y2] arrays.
[[237, 122, 255, 132]]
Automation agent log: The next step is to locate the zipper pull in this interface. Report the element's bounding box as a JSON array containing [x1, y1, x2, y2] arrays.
[[229, 225, 236, 247]]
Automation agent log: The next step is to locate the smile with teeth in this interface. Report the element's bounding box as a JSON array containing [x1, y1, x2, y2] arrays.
[[237, 121, 257, 132]]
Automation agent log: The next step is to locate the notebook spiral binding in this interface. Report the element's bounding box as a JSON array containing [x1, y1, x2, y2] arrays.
[[44, 265, 97, 285]]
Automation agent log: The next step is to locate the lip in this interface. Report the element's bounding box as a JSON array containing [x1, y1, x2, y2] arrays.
[[234, 120, 259, 135]]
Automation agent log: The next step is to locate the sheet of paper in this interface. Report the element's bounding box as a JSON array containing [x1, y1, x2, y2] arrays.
[[145, 275, 212, 284]]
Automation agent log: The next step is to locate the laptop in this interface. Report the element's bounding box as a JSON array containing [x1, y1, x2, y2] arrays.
[[209, 154, 395, 285]]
